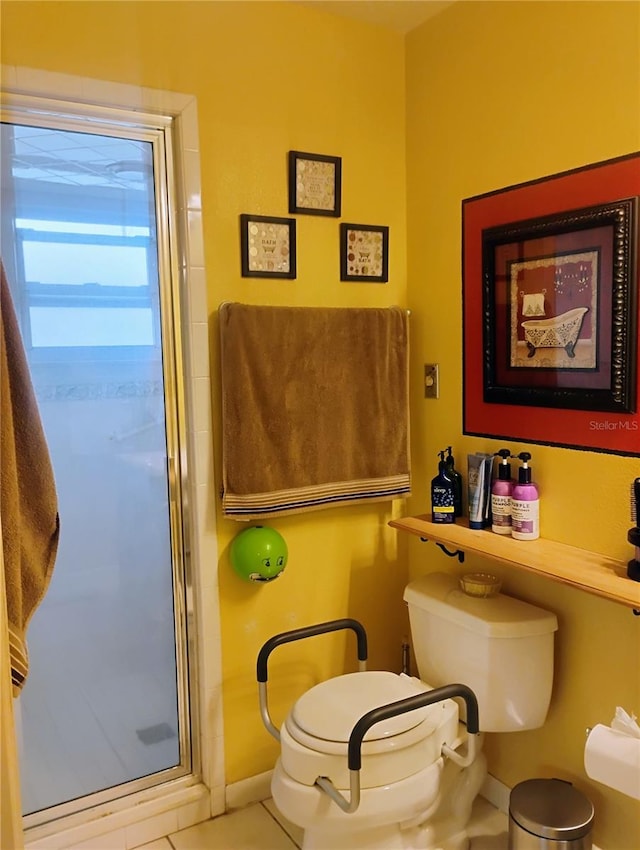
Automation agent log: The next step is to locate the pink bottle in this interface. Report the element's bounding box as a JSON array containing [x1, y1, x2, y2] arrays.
[[491, 449, 513, 535], [511, 452, 540, 541]]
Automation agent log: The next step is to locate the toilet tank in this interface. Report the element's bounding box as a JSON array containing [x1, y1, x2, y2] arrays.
[[403, 572, 558, 732]]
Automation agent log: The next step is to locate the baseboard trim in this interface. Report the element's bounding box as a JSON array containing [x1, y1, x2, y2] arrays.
[[225, 770, 272, 810], [479, 772, 510, 814]]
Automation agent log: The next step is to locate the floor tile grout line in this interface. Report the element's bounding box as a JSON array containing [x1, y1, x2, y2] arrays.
[[148, 794, 509, 850], [259, 801, 302, 849]]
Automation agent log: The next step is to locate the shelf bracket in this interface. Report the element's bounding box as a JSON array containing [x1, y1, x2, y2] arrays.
[[436, 543, 465, 563], [419, 537, 465, 564]]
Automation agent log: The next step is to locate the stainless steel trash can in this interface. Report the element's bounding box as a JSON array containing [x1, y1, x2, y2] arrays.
[[509, 778, 594, 849]]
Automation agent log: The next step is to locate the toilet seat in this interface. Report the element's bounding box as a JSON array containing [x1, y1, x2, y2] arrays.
[[288, 671, 437, 754], [293, 672, 430, 738], [280, 671, 459, 789]]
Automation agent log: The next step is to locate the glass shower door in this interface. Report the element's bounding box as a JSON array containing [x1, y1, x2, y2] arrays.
[[0, 115, 190, 816]]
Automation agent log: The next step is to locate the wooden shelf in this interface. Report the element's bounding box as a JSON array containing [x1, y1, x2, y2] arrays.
[[389, 515, 640, 611]]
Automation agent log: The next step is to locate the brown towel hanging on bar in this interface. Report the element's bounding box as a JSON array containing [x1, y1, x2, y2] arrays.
[[219, 302, 411, 519], [1, 261, 59, 693]]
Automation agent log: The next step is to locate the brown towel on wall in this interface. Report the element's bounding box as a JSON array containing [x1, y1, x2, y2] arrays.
[[219, 303, 411, 519], [1, 262, 59, 693]]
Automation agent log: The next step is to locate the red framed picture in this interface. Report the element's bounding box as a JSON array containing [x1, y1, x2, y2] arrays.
[[463, 153, 640, 455]]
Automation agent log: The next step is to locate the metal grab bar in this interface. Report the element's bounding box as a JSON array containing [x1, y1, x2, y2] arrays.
[[256, 619, 368, 741], [317, 683, 480, 814]]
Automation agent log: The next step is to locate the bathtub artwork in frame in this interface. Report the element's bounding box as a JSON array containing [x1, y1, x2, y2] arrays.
[[510, 256, 596, 367], [482, 200, 637, 410], [462, 152, 640, 456]]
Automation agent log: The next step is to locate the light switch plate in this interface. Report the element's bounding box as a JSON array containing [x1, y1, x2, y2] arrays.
[[424, 363, 439, 398]]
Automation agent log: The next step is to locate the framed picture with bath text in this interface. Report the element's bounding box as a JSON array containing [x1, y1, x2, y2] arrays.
[[462, 152, 640, 456], [288, 150, 342, 217], [340, 223, 389, 282], [240, 214, 296, 279]]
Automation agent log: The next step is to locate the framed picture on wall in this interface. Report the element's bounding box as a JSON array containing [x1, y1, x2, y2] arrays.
[[288, 150, 342, 217], [340, 223, 389, 282], [462, 151, 640, 456], [482, 199, 637, 413], [239, 214, 296, 279]]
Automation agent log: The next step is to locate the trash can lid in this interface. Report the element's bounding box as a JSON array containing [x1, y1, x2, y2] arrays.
[[510, 778, 594, 841]]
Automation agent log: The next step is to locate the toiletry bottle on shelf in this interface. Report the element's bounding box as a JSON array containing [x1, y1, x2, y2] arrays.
[[627, 477, 640, 581], [511, 452, 539, 541], [431, 450, 455, 524], [467, 452, 492, 530], [445, 446, 463, 518], [491, 449, 513, 536]]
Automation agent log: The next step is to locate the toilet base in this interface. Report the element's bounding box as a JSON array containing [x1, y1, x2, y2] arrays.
[[272, 749, 487, 850]]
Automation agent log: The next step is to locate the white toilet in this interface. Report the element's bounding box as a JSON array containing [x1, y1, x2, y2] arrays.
[[258, 572, 558, 850]]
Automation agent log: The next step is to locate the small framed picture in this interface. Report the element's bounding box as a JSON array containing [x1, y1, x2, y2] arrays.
[[340, 223, 389, 282], [288, 150, 342, 217], [240, 214, 296, 279]]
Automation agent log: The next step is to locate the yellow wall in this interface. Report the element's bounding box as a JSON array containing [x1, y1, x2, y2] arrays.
[[0, 0, 410, 785], [406, 2, 640, 847], [2, 1, 640, 847]]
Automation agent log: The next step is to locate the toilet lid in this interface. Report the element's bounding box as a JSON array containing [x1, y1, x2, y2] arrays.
[[290, 671, 432, 744]]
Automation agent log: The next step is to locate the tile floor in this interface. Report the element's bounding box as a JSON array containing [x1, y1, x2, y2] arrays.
[[133, 795, 508, 850]]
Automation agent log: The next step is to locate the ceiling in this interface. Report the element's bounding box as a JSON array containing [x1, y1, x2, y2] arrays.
[[5, 124, 150, 190], [299, 0, 454, 33]]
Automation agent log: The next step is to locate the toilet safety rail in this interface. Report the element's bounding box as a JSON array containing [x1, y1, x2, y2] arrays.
[[257, 619, 368, 740], [256, 621, 480, 815], [318, 683, 480, 814]]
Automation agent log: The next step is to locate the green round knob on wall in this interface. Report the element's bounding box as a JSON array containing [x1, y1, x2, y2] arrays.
[[230, 525, 288, 582]]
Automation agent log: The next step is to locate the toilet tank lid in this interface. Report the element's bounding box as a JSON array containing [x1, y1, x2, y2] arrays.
[[403, 573, 558, 638]]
